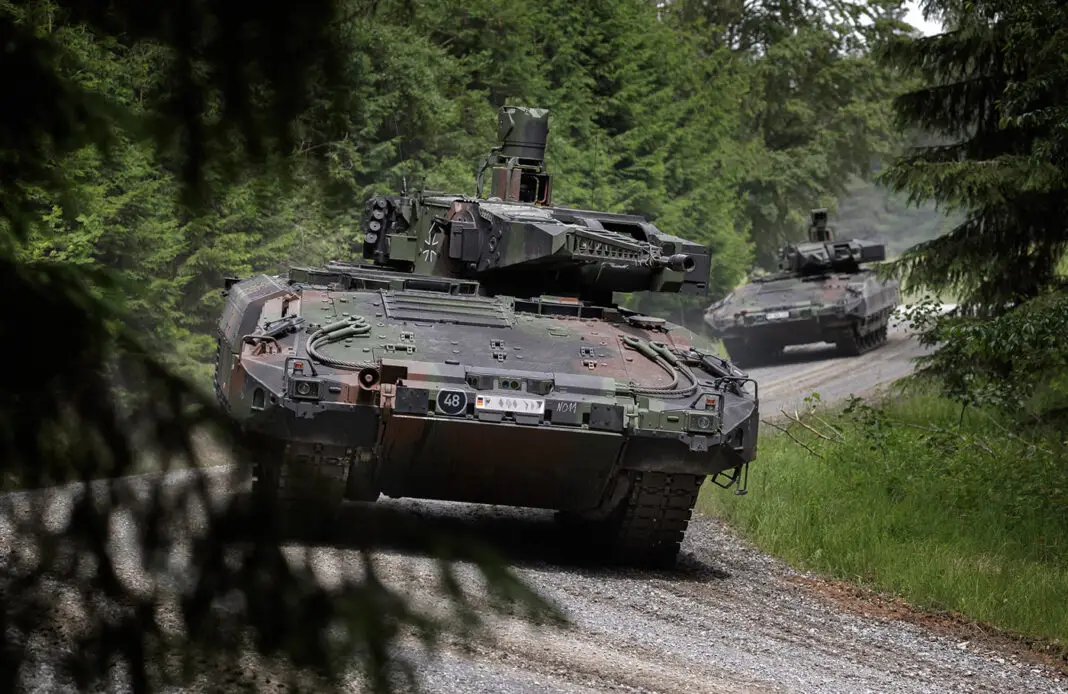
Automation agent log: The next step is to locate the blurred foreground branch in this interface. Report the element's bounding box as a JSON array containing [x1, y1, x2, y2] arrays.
[[0, 255, 564, 692], [0, 1, 564, 690]]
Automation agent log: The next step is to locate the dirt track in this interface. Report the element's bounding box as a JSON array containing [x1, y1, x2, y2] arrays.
[[353, 317, 1063, 693], [747, 309, 928, 415], [4, 314, 1067, 693]]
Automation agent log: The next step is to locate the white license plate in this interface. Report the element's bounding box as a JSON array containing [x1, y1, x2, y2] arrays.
[[766, 310, 790, 320], [474, 394, 546, 415]]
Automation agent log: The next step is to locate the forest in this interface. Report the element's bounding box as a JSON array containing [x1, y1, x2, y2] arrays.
[[5, 0, 930, 384], [2, 0, 1067, 691]]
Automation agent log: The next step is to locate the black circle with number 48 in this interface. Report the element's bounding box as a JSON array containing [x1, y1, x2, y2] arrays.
[[436, 389, 468, 416]]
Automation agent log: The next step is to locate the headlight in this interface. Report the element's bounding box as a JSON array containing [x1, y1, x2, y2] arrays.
[[687, 411, 718, 433], [289, 378, 322, 400]]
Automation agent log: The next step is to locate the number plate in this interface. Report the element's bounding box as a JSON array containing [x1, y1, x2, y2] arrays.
[[765, 310, 790, 320], [474, 394, 546, 415], [436, 389, 468, 416]]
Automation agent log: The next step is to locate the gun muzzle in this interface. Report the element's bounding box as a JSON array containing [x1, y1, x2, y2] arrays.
[[661, 254, 696, 272]]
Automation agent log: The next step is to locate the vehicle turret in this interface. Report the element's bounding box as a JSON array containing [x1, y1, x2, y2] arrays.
[[353, 106, 710, 304], [776, 209, 887, 277]]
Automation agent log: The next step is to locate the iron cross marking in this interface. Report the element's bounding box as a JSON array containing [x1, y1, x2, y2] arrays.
[[422, 228, 442, 262]]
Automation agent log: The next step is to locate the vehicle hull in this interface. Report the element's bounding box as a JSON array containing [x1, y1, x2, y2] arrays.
[[704, 270, 899, 366], [234, 389, 753, 513], [215, 273, 759, 566], [378, 414, 624, 511]]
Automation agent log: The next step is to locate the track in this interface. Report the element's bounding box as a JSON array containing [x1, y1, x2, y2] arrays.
[[3, 308, 1066, 693]]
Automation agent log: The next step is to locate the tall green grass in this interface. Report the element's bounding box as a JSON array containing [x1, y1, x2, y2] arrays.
[[701, 385, 1068, 644]]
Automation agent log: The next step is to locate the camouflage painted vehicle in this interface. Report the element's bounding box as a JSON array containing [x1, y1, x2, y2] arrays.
[[213, 106, 759, 567], [703, 209, 900, 368]]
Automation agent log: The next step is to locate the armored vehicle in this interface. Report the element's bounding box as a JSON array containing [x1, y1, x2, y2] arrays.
[[213, 106, 759, 567], [703, 209, 900, 367]]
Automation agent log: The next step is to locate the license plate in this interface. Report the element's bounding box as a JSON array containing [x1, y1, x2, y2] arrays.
[[474, 394, 546, 415], [766, 310, 790, 320]]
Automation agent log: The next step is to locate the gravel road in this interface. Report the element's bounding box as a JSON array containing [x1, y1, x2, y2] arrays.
[[748, 307, 928, 415], [4, 310, 1066, 693]]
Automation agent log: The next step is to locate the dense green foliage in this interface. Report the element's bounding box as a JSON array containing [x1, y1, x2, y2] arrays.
[[662, 0, 917, 267], [879, 0, 1068, 308], [6, 0, 927, 375], [701, 386, 1068, 644], [875, 0, 1068, 414], [904, 293, 1068, 416], [1, 2, 559, 692]]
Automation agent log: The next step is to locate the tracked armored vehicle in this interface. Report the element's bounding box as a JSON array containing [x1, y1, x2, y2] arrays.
[[213, 106, 759, 567], [703, 209, 900, 368]]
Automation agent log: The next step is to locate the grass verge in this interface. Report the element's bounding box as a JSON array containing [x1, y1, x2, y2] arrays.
[[699, 381, 1068, 648]]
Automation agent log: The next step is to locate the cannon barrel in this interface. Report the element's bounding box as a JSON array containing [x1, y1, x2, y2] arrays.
[[655, 254, 697, 272]]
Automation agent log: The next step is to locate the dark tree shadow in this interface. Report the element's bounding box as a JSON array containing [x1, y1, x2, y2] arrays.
[[222, 490, 733, 584], [772, 343, 845, 365], [734, 342, 844, 370]]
